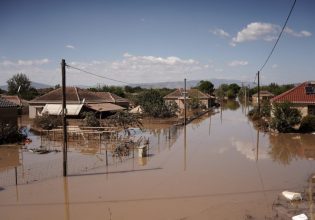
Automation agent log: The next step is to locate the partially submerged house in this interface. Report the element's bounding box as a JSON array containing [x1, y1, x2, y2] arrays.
[[270, 81, 315, 117], [0, 97, 18, 127], [28, 87, 129, 118], [163, 88, 213, 109], [252, 91, 274, 104]]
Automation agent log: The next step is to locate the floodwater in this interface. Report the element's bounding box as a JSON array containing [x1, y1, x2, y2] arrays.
[[1, 101, 315, 219]]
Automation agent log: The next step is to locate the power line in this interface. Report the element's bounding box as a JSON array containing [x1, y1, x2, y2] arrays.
[[259, 0, 297, 72], [66, 64, 129, 85]]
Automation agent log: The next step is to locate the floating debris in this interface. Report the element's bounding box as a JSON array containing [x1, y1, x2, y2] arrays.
[[292, 213, 308, 220], [282, 191, 303, 201], [28, 149, 60, 154]]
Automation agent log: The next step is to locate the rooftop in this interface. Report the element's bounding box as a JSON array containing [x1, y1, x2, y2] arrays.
[[164, 88, 211, 99], [271, 81, 315, 104], [29, 87, 128, 104], [0, 97, 18, 108]]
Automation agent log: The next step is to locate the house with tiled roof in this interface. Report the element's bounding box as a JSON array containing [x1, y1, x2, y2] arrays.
[[0, 97, 18, 126], [270, 81, 315, 117], [28, 87, 129, 118], [252, 91, 274, 104], [163, 88, 213, 109], [1, 95, 29, 114]]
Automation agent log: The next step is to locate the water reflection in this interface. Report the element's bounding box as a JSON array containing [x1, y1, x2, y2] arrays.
[[269, 133, 315, 165], [63, 177, 70, 220], [221, 100, 240, 111]]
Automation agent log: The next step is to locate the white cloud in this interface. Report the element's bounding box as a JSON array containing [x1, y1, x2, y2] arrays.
[[0, 58, 49, 66], [271, 64, 278, 69], [0, 54, 227, 86], [228, 60, 248, 67], [63, 53, 206, 85], [0, 58, 57, 86], [210, 28, 230, 38], [231, 22, 279, 46], [284, 27, 312, 37], [231, 137, 269, 161], [65, 45, 75, 49], [231, 22, 312, 46]]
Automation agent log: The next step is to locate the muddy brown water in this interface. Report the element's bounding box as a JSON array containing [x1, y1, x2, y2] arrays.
[[1, 102, 315, 219]]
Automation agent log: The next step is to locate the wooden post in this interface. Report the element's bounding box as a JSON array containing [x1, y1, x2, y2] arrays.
[[257, 71, 261, 114], [184, 78, 187, 125], [15, 167, 18, 185], [61, 59, 68, 177]]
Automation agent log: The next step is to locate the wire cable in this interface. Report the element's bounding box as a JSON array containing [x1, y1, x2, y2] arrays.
[[66, 64, 129, 85], [259, 0, 297, 72]]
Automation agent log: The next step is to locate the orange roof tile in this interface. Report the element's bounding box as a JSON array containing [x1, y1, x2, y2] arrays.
[[270, 81, 315, 104]]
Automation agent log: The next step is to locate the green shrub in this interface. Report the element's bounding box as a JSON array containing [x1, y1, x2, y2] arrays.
[[82, 112, 100, 127], [33, 113, 63, 130], [270, 102, 302, 133], [0, 124, 26, 144], [299, 115, 315, 132]]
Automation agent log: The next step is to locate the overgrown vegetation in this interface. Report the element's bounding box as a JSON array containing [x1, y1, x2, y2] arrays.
[[88, 85, 126, 98], [299, 115, 315, 133], [249, 83, 294, 97], [270, 102, 302, 133], [0, 124, 26, 144], [82, 112, 100, 127], [248, 101, 271, 120], [33, 113, 63, 130], [215, 83, 241, 100], [107, 111, 143, 135], [137, 89, 178, 118]]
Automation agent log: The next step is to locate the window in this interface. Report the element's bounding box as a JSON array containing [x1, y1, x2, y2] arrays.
[[308, 105, 315, 115]]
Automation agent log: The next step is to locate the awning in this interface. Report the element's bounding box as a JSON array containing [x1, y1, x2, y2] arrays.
[[86, 103, 125, 112], [42, 104, 83, 116]]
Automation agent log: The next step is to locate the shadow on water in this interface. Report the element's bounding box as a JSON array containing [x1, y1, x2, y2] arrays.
[[68, 167, 162, 177]]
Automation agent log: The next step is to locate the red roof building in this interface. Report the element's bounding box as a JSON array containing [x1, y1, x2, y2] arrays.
[[270, 81, 315, 117]]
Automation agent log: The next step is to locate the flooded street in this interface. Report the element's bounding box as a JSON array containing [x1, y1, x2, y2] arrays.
[[1, 102, 315, 219]]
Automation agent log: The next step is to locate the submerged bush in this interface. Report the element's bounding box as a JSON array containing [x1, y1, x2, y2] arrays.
[[270, 102, 301, 133], [33, 113, 62, 130], [82, 112, 100, 127], [299, 115, 315, 133], [0, 124, 26, 144]]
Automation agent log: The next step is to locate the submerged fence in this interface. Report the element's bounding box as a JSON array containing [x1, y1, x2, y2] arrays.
[[0, 125, 182, 187]]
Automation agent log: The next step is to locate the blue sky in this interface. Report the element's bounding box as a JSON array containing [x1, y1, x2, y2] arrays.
[[0, 0, 314, 86]]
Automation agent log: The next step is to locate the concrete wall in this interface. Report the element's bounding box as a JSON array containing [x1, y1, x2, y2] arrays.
[[29, 104, 44, 119]]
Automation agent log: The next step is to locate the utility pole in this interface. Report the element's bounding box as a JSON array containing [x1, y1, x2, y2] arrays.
[[257, 71, 261, 114], [244, 84, 247, 115], [61, 59, 68, 177], [184, 78, 187, 125]]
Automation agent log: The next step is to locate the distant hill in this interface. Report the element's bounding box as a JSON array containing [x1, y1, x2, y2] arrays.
[[129, 79, 255, 89], [0, 81, 52, 91]]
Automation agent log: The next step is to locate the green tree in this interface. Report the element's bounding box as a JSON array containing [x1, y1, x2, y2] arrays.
[[138, 89, 178, 118], [197, 80, 214, 94], [33, 113, 63, 130], [108, 111, 143, 135], [7, 73, 38, 100], [82, 112, 100, 127], [270, 102, 302, 133]]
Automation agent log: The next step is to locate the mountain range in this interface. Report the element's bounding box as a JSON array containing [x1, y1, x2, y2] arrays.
[[1, 78, 255, 91]]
